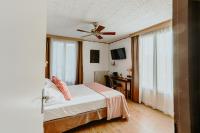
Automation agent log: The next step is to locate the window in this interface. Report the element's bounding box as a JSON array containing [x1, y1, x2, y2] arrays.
[[50, 38, 78, 85], [139, 27, 173, 116]]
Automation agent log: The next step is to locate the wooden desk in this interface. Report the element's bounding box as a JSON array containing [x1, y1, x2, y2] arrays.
[[110, 76, 132, 99]]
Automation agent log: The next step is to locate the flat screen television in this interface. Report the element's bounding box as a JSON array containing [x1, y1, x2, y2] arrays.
[[111, 48, 126, 60]]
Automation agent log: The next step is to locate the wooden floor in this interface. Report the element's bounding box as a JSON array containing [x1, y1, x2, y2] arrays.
[[66, 100, 174, 133]]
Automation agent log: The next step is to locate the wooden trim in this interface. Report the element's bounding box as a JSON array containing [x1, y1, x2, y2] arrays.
[[48, 20, 172, 45], [47, 34, 83, 41], [109, 20, 172, 44], [85, 40, 108, 44], [130, 20, 172, 37], [108, 35, 131, 44], [173, 0, 191, 133], [47, 34, 108, 44], [47, 20, 172, 45]]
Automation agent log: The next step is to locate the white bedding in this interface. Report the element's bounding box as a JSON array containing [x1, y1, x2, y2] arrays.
[[44, 84, 106, 122]]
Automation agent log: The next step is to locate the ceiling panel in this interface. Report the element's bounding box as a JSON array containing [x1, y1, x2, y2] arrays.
[[47, 0, 172, 43]]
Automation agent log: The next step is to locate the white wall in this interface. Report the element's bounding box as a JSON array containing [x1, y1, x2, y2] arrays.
[[109, 38, 132, 77], [83, 41, 109, 83], [0, 1, 46, 133], [83, 39, 132, 83]]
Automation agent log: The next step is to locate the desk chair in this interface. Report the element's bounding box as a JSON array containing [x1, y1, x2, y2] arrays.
[[105, 75, 122, 90]]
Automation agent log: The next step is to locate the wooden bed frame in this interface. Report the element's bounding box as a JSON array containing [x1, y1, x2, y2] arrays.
[[43, 108, 107, 133]]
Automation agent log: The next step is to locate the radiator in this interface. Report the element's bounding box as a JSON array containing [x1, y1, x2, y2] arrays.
[[94, 71, 109, 85]]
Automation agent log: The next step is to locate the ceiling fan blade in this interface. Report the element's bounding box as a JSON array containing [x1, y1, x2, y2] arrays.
[[77, 29, 91, 33], [95, 25, 105, 32], [101, 32, 116, 35], [82, 34, 93, 38], [96, 35, 103, 39]]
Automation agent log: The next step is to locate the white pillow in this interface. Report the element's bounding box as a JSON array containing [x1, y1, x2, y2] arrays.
[[44, 79, 66, 106], [44, 78, 57, 88]]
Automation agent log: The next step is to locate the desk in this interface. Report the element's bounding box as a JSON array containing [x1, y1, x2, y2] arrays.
[[106, 75, 132, 99]]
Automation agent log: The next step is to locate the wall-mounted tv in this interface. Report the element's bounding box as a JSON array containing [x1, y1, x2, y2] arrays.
[[111, 48, 126, 60]]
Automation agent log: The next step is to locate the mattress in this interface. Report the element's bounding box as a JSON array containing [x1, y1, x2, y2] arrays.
[[44, 84, 106, 122]]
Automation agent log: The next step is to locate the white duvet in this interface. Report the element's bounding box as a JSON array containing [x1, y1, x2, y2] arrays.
[[44, 84, 106, 122]]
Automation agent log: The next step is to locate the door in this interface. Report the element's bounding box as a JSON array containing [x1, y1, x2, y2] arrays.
[[173, 0, 200, 132], [0, 0, 46, 133]]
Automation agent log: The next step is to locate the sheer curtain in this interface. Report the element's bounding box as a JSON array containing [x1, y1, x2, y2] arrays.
[[50, 38, 78, 85], [139, 28, 174, 116]]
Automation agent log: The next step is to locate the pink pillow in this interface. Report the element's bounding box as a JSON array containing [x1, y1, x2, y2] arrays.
[[51, 76, 72, 100]]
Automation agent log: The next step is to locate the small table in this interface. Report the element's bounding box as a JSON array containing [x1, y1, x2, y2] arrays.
[[109, 76, 132, 99]]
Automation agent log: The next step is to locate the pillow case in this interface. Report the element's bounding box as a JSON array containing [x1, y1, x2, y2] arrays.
[[52, 76, 72, 100], [45, 78, 57, 88], [44, 78, 66, 106]]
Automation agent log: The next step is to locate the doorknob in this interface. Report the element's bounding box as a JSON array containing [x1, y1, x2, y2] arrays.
[[41, 89, 49, 113]]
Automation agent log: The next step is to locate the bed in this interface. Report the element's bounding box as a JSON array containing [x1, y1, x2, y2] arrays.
[[43, 81, 129, 133]]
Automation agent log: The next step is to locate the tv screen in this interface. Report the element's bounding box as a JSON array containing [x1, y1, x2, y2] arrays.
[[111, 48, 126, 60]]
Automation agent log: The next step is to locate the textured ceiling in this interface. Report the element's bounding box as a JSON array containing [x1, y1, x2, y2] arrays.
[[47, 0, 172, 43]]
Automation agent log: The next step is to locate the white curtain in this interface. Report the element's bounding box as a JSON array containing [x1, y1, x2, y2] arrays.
[[50, 38, 78, 85], [139, 28, 174, 116]]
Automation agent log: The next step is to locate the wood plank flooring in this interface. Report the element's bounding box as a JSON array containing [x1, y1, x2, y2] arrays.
[[66, 100, 174, 133]]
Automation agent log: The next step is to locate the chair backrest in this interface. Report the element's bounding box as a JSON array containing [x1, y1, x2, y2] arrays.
[[105, 75, 114, 88], [108, 76, 114, 88]]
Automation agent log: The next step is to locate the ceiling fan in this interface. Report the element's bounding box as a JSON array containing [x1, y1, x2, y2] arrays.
[[77, 22, 116, 39]]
